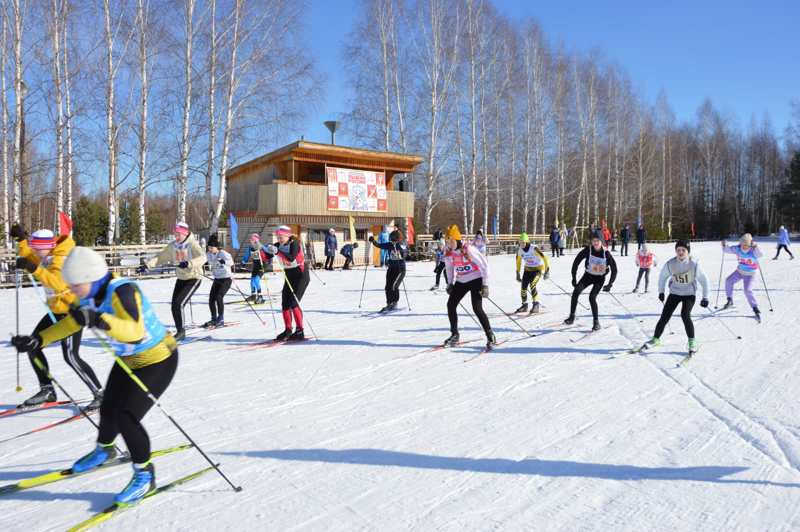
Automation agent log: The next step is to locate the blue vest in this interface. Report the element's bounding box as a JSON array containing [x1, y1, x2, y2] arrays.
[[82, 278, 167, 357]]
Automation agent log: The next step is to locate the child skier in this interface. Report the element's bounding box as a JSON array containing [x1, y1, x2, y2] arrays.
[[443, 224, 495, 349], [564, 231, 618, 331], [242, 233, 269, 304], [204, 235, 233, 328], [10, 224, 103, 409], [143, 222, 205, 341], [515, 232, 550, 314], [340, 242, 358, 270], [632, 244, 657, 293], [638, 240, 709, 355], [11, 247, 179, 505], [721, 233, 763, 320], [263, 225, 310, 341], [773, 225, 794, 260], [430, 237, 447, 290], [369, 229, 408, 312]]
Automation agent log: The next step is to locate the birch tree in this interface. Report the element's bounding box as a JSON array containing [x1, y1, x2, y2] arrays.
[[48, 0, 65, 232], [136, 0, 150, 243], [177, 0, 195, 223]]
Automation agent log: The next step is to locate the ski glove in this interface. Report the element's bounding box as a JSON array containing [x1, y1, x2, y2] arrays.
[[11, 334, 41, 353], [10, 223, 27, 241], [516, 272, 521, 282], [480, 285, 489, 298], [700, 298, 709, 308], [69, 306, 110, 330], [136, 264, 148, 274], [368, 235, 375, 242], [445, 284, 454, 295], [658, 293, 665, 303], [15, 257, 38, 273], [218, 258, 226, 265], [264, 244, 278, 255], [602, 284, 612, 292], [178, 261, 189, 269]]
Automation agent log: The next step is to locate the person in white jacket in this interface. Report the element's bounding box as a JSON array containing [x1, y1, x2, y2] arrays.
[[442, 224, 495, 349], [143, 222, 205, 340], [203, 235, 233, 328]]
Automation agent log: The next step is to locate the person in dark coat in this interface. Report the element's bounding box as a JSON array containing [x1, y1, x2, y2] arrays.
[[620, 224, 630, 256], [636, 224, 646, 251], [324, 228, 337, 270], [340, 242, 358, 270], [549, 226, 561, 257]]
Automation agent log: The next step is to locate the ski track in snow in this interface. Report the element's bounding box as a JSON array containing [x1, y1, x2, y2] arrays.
[[1, 241, 800, 531]]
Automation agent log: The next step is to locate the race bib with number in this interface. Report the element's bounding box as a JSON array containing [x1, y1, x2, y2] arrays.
[[586, 254, 607, 275]]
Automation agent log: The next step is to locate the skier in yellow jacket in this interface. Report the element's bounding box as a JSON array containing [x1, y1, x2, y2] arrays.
[[10, 224, 103, 408], [514, 232, 550, 314]]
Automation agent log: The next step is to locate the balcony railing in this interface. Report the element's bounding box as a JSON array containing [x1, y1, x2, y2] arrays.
[[257, 182, 414, 218]]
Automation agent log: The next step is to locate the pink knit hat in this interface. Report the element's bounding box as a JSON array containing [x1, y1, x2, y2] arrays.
[[30, 229, 57, 250], [250, 233, 261, 241], [275, 225, 292, 237], [174, 222, 190, 236]]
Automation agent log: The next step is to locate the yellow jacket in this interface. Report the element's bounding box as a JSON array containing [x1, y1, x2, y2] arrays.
[[146, 233, 206, 280], [39, 277, 176, 369], [516, 245, 550, 273], [18, 236, 78, 314]]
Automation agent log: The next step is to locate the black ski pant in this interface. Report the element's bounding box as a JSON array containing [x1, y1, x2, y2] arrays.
[[621, 242, 629, 256], [551, 244, 558, 257], [324, 255, 335, 270], [569, 273, 605, 321], [433, 261, 447, 286], [29, 313, 101, 394], [171, 278, 201, 332], [209, 278, 232, 321], [774, 244, 793, 259], [98, 350, 178, 464], [342, 255, 353, 269], [520, 269, 542, 304], [447, 278, 492, 337], [281, 267, 310, 310], [634, 268, 650, 291], [385, 262, 406, 305], [654, 294, 695, 339]]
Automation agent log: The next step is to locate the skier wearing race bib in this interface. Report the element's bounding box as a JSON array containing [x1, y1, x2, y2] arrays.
[[203, 235, 233, 328], [369, 229, 408, 312], [262, 225, 310, 341], [141, 222, 205, 341], [564, 231, 617, 331], [242, 233, 271, 304], [641, 240, 709, 354], [9, 224, 104, 409], [721, 233, 763, 320], [430, 237, 448, 290], [632, 244, 657, 293], [514, 232, 550, 314], [11, 247, 179, 505], [442, 225, 496, 349]]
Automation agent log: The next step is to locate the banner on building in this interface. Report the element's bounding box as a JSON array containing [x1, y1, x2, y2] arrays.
[[326, 166, 387, 212]]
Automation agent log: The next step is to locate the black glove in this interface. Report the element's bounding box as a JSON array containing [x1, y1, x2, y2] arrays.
[[11, 334, 41, 353], [516, 272, 521, 282], [658, 293, 665, 303], [602, 284, 612, 292], [136, 264, 148, 274], [571, 278, 577, 288], [368, 235, 375, 243], [218, 258, 226, 265], [700, 298, 709, 308], [15, 257, 38, 273], [445, 284, 453, 295], [178, 261, 189, 269], [10, 223, 27, 242], [69, 306, 109, 330]]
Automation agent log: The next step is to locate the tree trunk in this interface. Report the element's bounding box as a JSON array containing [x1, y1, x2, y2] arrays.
[[137, 0, 149, 244], [50, 0, 64, 232], [103, 0, 117, 244], [12, 0, 23, 225], [63, 6, 73, 219], [205, 0, 216, 222], [1, 12, 10, 247], [178, 0, 196, 224]]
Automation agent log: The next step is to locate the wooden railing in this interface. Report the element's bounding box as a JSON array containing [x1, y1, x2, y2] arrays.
[[257, 182, 414, 218]]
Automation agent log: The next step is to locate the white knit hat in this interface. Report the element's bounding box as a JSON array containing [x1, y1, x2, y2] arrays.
[[62, 247, 109, 285]]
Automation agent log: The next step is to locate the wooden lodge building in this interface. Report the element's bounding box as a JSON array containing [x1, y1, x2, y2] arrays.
[[226, 141, 423, 267]]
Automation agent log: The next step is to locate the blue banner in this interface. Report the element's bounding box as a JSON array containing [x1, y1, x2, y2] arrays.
[[229, 213, 240, 249]]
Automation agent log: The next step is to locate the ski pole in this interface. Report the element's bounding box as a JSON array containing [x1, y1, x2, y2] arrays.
[[606, 291, 643, 324], [204, 273, 270, 328], [306, 236, 327, 286], [458, 301, 483, 330], [714, 244, 725, 308], [705, 307, 742, 340], [548, 277, 589, 311], [357, 237, 370, 308], [261, 274, 278, 329], [757, 265, 774, 312], [15, 269, 21, 392], [279, 268, 318, 340], [89, 327, 242, 492], [401, 278, 412, 311], [486, 295, 534, 336], [660, 299, 675, 335]]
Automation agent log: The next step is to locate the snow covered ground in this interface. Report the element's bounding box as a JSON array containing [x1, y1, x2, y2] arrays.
[[1, 240, 799, 531]]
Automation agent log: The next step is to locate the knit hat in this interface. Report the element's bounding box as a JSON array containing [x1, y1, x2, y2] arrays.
[[675, 239, 691, 252], [445, 224, 462, 241], [390, 229, 403, 242], [275, 225, 292, 237], [62, 247, 109, 285], [739, 233, 753, 246], [249, 233, 260, 241], [590, 230, 603, 241], [207, 235, 220, 248], [352, 242, 359, 249], [174, 222, 190, 236], [30, 229, 57, 250], [519, 232, 529, 243]]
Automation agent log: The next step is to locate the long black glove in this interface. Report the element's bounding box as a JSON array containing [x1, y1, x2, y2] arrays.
[[69, 306, 109, 330], [700, 298, 709, 308], [178, 261, 189, 269], [15, 257, 38, 273], [11, 334, 41, 353], [658, 293, 665, 303], [10, 223, 27, 242], [602, 284, 612, 293]]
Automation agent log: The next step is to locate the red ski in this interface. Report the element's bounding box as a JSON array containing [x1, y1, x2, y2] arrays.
[[0, 400, 79, 419]]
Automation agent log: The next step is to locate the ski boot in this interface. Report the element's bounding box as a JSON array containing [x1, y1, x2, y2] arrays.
[[201, 319, 217, 329], [563, 315, 575, 326], [214, 317, 225, 328], [631, 287, 638, 294], [721, 298, 734, 310], [87, 390, 104, 411], [173, 330, 186, 342], [72, 443, 118, 473], [646, 336, 662, 348], [443, 332, 460, 347], [529, 302, 540, 314], [20, 385, 56, 408], [115, 462, 156, 505], [380, 302, 397, 313], [515, 303, 528, 313], [687, 338, 699, 354], [592, 319, 601, 332], [275, 329, 293, 342], [246, 294, 257, 303], [753, 306, 761, 323], [288, 328, 305, 342], [485, 330, 497, 351], [429, 285, 439, 291], [255, 295, 266, 305]]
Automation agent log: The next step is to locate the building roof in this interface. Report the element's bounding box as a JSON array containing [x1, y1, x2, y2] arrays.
[[227, 140, 424, 180]]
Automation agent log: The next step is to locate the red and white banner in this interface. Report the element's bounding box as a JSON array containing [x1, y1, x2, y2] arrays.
[[326, 166, 387, 212]]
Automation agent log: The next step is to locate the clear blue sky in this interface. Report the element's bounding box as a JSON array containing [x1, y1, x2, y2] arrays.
[[297, 0, 799, 146]]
